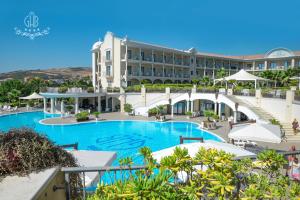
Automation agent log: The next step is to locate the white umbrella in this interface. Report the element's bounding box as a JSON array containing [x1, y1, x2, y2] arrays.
[[19, 92, 44, 100], [153, 141, 255, 163], [228, 123, 282, 143]]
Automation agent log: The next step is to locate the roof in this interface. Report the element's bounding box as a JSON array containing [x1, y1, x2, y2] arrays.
[[19, 92, 44, 99], [228, 123, 282, 143], [214, 69, 269, 82], [152, 140, 255, 163]]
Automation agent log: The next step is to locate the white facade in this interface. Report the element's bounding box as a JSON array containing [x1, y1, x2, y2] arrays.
[[92, 32, 300, 90]]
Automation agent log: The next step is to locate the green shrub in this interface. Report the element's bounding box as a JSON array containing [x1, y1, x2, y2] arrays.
[[87, 87, 94, 93], [185, 111, 192, 116], [204, 110, 216, 121], [0, 128, 81, 198], [88, 147, 299, 200], [124, 103, 133, 113], [148, 107, 159, 116], [65, 105, 73, 112], [93, 111, 101, 118], [58, 86, 68, 93], [75, 111, 89, 122]]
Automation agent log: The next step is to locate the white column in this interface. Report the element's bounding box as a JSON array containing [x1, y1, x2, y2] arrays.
[[105, 96, 109, 111], [233, 111, 238, 123], [214, 102, 218, 114], [190, 100, 194, 112], [291, 59, 295, 68], [218, 103, 222, 118], [186, 101, 190, 112], [75, 97, 79, 114], [98, 96, 101, 112], [264, 60, 268, 70], [111, 97, 115, 112], [50, 98, 55, 114], [171, 105, 174, 118], [43, 98, 47, 113], [60, 100, 64, 116]]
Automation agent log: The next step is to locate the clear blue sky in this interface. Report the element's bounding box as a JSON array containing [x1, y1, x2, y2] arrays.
[[1, 0, 300, 72]]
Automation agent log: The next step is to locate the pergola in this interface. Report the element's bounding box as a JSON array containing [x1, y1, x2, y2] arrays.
[[213, 69, 269, 89], [40, 92, 106, 114]]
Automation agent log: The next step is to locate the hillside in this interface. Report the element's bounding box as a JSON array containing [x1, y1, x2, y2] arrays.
[[0, 67, 92, 81]]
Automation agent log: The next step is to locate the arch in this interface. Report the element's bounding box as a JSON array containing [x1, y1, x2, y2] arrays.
[[182, 80, 190, 84], [141, 79, 152, 84], [128, 79, 140, 86], [164, 79, 173, 84], [174, 80, 181, 84], [153, 79, 163, 84], [265, 47, 294, 58]]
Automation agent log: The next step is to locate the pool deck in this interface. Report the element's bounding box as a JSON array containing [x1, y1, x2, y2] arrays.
[[40, 112, 300, 151]]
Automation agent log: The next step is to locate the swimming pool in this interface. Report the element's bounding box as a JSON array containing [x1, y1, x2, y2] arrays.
[[0, 111, 223, 163]]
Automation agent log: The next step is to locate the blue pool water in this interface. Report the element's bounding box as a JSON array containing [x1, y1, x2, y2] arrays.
[[0, 111, 222, 164]]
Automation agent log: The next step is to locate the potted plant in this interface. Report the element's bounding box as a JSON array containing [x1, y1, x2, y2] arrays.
[[204, 110, 215, 122], [93, 111, 101, 121], [186, 111, 193, 119], [58, 86, 68, 93], [87, 87, 94, 93], [65, 105, 73, 115], [124, 103, 133, 115], [75, 111, 89, 122]]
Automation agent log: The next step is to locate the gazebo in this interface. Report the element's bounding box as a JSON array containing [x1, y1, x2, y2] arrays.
[[213, 69, 269, 89]]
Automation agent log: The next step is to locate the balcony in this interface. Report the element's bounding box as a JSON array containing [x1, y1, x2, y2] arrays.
[[128, 55, 140, 61], [154, 57, 163, 63], [128, 71, 140, 76], [164, 57, 173, 64], [142, 56, 152, 62], [164, 72, 173, 78], [154, 72, 163, 77], [174, 59, 182, 65], [141, 71, 152, 76]]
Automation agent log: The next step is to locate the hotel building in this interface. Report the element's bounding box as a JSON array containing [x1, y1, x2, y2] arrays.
[[92, 32, 300, 90]]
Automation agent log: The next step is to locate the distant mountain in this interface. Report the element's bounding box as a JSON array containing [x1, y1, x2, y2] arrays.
[[0, 67, 92, 81]]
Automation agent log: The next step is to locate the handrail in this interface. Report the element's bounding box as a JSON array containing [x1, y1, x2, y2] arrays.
[[59, 142, 78, 150], [180, 136, 204, 144]]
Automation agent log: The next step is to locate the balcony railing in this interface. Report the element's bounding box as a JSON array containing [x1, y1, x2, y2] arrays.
[[261, 89, 287, 99]]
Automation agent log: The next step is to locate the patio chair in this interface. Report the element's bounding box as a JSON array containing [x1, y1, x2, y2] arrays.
[[275, 90, 282, 98], [242, 89, 250, 96]]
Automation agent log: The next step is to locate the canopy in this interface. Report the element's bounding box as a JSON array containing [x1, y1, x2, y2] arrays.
[[214, 69, 269, 89], [152, 140, 255, 162], [20, 92, 44, 100], [228, 123, 282, 143]]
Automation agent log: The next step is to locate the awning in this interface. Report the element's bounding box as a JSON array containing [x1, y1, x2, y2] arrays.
[[152, 140, 255, 163], [228, 123, 282, 143], [19, 92, 44, 100]]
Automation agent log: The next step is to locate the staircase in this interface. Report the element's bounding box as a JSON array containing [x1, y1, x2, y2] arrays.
[[281, 122, 300, 141], [227, 95, 300, 141], [225, 95, 274, 122]]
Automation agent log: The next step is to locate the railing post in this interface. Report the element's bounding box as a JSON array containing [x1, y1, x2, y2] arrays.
[[180, 136, 183, 144], [64, 173, 71, 200]]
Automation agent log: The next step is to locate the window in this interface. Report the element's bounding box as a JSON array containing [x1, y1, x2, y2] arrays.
[[106, 66, 111, 76], [284, 61, 290, 68], [127, 50, 132, 59], [106, 50, 111, 60], [258, 63, 264, 70], [270, 62, 277, 69], [127, 66, 132, 75]]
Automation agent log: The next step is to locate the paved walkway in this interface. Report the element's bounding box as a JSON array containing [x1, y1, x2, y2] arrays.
[[40, 112, 300, 151]]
